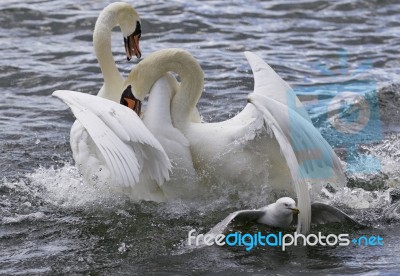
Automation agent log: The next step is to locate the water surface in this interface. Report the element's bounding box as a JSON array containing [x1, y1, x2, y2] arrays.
[[1, 0, 400, 274]]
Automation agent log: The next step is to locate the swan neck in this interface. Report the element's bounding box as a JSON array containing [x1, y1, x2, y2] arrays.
[[130, 49, 204, 130], [93, 9, 123, 99], [142, 74, 177, 129], [171, 60, 203, 130]]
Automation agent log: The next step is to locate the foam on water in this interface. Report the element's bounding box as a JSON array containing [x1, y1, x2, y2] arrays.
[[365, 134, 400, 181], [3, 137, 400, 227], [3, 123, 400, 219], [1, 163, 124, 211], [2, 212, 45, 224]]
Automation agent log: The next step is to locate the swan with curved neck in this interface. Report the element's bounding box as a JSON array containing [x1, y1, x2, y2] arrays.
[[93, 2, 142, 101], [123, 48, 346, 234], [54, 73, 199, 202], [125, 49, 203, 130], [55, 6, 200, 202], [66, 3, 142, 196]]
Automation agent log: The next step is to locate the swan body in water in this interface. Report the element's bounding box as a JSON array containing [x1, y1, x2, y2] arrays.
[[123, 49, 346, 233], [55, 48, 345, 233], [69, 2, 142, 190], [54, 74, 198, 202]]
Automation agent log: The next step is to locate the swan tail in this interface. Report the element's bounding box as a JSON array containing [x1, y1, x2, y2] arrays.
[[52, 90, 171, 190]]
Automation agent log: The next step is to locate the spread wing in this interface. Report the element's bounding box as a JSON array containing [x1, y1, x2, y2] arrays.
[[244, 51, 346, 233], [311, 202, 359, 225], [245, 51, 344, 183], [53, 90, 171, 188], [206, 210, 265, 237]]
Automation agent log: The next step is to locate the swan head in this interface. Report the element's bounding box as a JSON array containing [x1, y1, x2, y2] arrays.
[[94, 2, 142, 60], [123, 20, 142, 60], [120, 85, 142, 116], [115, 3, 142, 60], [275, 197, 300, 216]]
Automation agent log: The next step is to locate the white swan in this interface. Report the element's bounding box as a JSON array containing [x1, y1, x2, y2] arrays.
[[55, 48, 345, 233], [53, 87, 171, 199], [54, 73, 199, 201], [69, 2, 142, 190], [122, 49, 346, 233], [93, 2, 142, 101], [55, 4, 198, 201]]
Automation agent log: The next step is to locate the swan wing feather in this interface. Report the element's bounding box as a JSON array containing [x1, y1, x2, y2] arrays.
[[244, 51, 312, 123], [244, 52, 345, 184], [249, 94, 345, 182], [244, 51, 347, 233], [53, 90, 171, 188], [247, 95, 311, 233]]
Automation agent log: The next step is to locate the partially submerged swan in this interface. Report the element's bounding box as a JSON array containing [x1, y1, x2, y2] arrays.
[[55, 48, 345, 233], [69, 2, 142, 190], [54, 74, 197, 202], [122, 49, 346, 233]]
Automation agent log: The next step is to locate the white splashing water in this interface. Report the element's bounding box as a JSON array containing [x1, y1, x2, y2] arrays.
[[364, 135, 400, 185], [2, 212, 45, 224], [321, 187, 392, 210], [2, 133, 400, 223], [2, 163, 119, 209], [314, 135, 400, 218]]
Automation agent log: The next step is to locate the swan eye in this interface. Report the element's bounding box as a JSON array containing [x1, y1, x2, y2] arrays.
[[284, 203, 289, 207]]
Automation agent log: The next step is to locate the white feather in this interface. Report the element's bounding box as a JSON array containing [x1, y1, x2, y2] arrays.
[[53, 90, 171, 189]]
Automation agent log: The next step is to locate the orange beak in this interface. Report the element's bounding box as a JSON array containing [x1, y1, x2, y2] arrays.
[[124, 21, 142, 60], [124, 33, 141, 60], [120, 85, 142, 116]]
